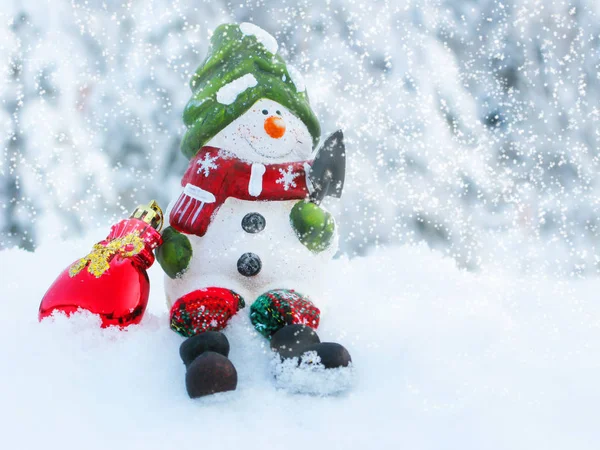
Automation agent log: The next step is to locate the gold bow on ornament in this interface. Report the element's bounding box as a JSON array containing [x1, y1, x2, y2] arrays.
[[69, 232, 145, 278]]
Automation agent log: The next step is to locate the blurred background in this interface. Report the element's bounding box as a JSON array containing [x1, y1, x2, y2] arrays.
[[1, 0, 599, 275]]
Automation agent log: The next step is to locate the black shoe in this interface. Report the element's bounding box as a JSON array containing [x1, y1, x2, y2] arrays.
[[271, 324, 321, 359], [185, 351, 237, 398], [180, 331, 230, 367], [271, 325, 352, 369], [301, 342, 352, 369]]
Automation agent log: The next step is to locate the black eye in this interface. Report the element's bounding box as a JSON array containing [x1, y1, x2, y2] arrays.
[[276, 110, 281, 115], [262, 109, 268, 115]]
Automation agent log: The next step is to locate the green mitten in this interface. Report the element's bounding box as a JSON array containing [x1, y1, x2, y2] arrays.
[[289, 200, 335, 253], [155, 226, 193, 279]]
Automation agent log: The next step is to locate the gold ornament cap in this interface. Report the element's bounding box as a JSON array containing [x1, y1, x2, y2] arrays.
[[130, 200, 164, 232]]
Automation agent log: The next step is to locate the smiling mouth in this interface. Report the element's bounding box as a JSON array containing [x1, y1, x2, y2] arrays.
[[243, 136, 294, 159]]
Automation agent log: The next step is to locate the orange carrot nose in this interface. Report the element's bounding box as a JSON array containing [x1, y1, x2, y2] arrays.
[[264, 116, 286, 138]]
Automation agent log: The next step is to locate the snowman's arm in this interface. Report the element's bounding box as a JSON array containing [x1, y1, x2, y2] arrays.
[[289, 200, 336, 253], [155, 226, 193, 279]]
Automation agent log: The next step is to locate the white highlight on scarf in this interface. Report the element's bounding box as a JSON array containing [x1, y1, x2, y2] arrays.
[[249, 163, 266, 197], [179, 198, 192, 218], [184, 183, 216, 203], [190, 203, 205, 225]]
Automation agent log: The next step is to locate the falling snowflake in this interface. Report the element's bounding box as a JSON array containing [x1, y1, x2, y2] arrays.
[[196, 153, 218, 177], [276, 165, 301, 190]]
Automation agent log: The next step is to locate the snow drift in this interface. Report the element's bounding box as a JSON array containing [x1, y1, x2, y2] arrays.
[[1, 237, 600, 449]]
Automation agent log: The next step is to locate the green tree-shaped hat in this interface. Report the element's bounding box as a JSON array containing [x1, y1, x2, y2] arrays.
[[180, 23, 321, 160]]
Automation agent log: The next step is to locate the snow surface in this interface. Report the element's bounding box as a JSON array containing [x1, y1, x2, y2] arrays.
[[2, 237, 600, 449], [240, 22, 278, 54], [215, 74, 258, 105]]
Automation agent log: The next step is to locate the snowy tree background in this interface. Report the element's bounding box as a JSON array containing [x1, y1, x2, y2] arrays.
[[1, 0, 599, 275]]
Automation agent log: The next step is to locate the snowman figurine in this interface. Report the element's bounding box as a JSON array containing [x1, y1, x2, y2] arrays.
[[156, 23, 351, 398]]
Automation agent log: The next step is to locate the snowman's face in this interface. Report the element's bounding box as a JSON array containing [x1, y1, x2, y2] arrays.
[[207, 99, 314, 164]]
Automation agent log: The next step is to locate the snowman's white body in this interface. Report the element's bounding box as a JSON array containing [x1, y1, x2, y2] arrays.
[[164, 98, 337, 308], [164, 198, 337, 307]]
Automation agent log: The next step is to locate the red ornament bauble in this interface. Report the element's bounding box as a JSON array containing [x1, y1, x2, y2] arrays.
[[38, 201, 163, 328]]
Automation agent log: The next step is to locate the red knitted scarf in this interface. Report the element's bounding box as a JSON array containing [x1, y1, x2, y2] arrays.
[[169, 146, 311, 237]]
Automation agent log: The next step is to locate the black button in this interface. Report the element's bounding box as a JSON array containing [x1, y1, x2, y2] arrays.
[[241, 213, 266, 233], [237, 252, 262, 277]]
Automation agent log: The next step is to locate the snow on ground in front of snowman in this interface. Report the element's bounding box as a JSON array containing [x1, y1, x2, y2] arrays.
[[270, 352, 355, 395], [216, 73, 258, 105], [1, 236, 600, 450]]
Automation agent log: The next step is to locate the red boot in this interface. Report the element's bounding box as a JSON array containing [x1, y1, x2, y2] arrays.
[[170, 287, 245, 337]]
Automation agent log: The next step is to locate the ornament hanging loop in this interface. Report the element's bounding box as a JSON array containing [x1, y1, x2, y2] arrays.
[[131, 200, 164, 232]]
